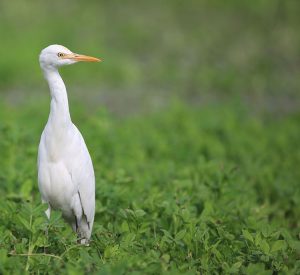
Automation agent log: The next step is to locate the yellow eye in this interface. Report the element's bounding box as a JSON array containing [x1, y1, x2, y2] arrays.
[[57, 52, 65, 57]]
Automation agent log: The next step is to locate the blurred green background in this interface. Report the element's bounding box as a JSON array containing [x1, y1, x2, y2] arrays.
[[1, 1, 300, 273], [1, 0, 299, 113]]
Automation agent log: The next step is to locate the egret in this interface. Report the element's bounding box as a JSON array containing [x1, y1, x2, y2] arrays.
[[38, 45, 101, 244]]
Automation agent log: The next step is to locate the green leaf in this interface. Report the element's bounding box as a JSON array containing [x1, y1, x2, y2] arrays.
[[104, 245, 119, 258], [229, 261, 242, 273], [33, 235, 48, 248], [135, 209, 146, 218], [242, 229, 253, 243], [18, 216, 31, 231], [161, 229, 173, 239], [290, 240, 300, 253], [211, 247, 223, 261], [161, 254, 170, 263], [125, 209, 135, 216], [260, 239, 270, 254], [32, 203, 48, 215], [119, 209, 127, 219], [0, 248, 7, 263], [271, 240, 286, 252], [232, 261, 242, 269], [120, 221, 129, 233], [20, 179, 33, 198], [245, 263, 272, 275], [121, 233, 136, 246], [255, 232, 262, 246], [175, 229, 186, 241]]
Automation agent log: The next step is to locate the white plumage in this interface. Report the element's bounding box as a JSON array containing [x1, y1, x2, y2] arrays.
[[37, 45, 101, 244]]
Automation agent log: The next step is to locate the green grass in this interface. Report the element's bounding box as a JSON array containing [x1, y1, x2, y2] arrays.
[[1, 0, 300, 273], [0, 101, 299, 274]]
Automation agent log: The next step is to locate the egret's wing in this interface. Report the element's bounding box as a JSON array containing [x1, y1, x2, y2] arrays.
[[77, 154, 95, 226], [69, 125, 95, 227]]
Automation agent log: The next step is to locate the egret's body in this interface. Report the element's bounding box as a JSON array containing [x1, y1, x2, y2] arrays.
[[38, 45, 101, 244]]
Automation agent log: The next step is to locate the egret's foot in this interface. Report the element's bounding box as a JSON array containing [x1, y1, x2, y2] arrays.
[[77, 236, 89, 246], [43, 227, 49, 253]]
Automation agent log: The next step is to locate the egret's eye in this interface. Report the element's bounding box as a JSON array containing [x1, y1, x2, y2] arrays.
[[57, 53, 65, 57]]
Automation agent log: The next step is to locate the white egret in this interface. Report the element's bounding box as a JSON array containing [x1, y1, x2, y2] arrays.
[[38, 45, 101, 244]]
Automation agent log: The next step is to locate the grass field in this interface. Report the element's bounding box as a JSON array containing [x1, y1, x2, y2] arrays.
[[0, 0, 300, 274], [0, 101, 299, 274]]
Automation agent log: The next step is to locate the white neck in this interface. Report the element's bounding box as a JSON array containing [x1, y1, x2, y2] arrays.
[[43, 67, 71, 126]]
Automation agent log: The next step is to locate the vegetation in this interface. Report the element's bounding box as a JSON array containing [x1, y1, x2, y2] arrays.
[[0, 101, 299, 274], [0, 0, 299, 274]]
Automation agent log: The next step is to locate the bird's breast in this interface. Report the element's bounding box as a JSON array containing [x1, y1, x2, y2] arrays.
[[41, 123, 77, 162]]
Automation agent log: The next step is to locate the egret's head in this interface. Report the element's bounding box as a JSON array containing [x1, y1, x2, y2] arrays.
[[39, 44, 101, 70]]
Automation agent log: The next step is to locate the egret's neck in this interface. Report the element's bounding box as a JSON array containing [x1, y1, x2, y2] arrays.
[[43, 68, 71, 125]]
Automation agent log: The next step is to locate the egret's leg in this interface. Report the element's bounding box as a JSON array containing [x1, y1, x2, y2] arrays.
[[43, 203, 51, 253], [45, 205, 51, 220], [44, 204, 51, 237], [41, 199, 51, 219]]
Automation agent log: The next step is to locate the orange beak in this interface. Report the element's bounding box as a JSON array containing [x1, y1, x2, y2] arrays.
[[63, 53, 102, 62]]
